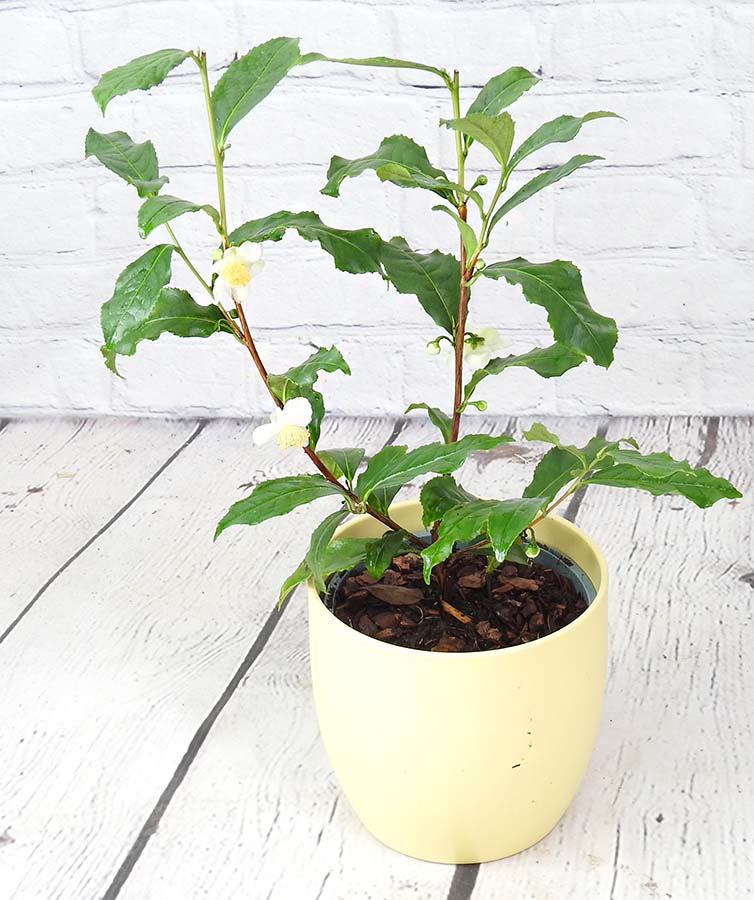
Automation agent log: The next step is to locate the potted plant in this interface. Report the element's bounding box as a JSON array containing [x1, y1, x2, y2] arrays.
[[86, 39, 741, 863]]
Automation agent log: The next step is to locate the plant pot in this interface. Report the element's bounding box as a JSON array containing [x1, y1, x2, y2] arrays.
[[307, 499, 608, 863]]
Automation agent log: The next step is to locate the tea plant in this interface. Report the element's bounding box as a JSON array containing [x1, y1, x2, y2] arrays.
[[87, 39, 741, 606]]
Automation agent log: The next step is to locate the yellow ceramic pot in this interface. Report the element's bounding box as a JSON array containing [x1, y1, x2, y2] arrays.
[[307, 500, 608, 863]]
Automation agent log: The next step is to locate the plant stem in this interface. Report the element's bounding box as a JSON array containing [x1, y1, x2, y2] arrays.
[[197, 51, 229, 244]]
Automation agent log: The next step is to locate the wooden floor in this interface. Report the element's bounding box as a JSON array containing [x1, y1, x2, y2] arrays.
[[0, 415, 751, 900]]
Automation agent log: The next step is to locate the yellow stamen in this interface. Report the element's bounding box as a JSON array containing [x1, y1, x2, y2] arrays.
[[222, 259, 251, 287], [276, 424, 310, 450]]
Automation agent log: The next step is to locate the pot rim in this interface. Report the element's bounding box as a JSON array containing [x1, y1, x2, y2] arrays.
[[307, 499, 608, 660]]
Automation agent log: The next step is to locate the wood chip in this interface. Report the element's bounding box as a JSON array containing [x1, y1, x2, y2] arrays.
[[440, 600, 472, 624], [364, 584, 424, 606]]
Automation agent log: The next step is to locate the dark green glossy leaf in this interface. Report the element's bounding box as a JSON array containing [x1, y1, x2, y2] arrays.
[[137, 195, 220, 238], [364, 529, 414, 580], [432, 205, 478, 257], [487, 497, 548, 561], [490, 155, 602, 229], [522, 446, 583, 507], [442, 112, 515, 166], [380, 237, 460, 334], [356, 433, 511, 501], [509, 110, 620, 169], [322, 134, 454, 201], [92, 49, 191, 113], [215, 475, 344, 538], [317, 447, 365, 485], [420, 475, 477, 527], [212, 37, 301, 143], [306, 509, 349, 593], [481, 258, 617, 368], [100, 244, 174, 373], [405, 403, 453, 443], [462, 343, 586, 407], [466, 66, 539, 118], [85, 129, 167, 197], [229, 210, 383, 275]]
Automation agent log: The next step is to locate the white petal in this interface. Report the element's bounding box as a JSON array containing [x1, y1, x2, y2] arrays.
[[213, 278, 232, 305], [211, 260, 224, 275], [238, 242, 263, 264], [269, 408, 283, 425], [282, 396, 313, 427], [252, 422, 279, 445], [232, 283, 250, 304], [248, 259, 265, 277]]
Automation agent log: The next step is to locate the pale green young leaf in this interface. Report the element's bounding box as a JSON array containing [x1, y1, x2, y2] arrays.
[[229, 210, 383, 275], [298, 52, 448, 82], [215, 475, 345, 538], [212, 37, 301, 144], [420, 475, 478, 527], [100, 244, 174, 373], [509, 110, 620, 170], [431, 205, 478, 258], [380, 237, 460, 334], [405, 403, 453, 444], [481, 258, 618, 368], [85, 129, 168, 197], [137, 195, 220, 238], [306, 509, 349, 593], [442, 112, 515, 166], [278, 560, 310, 608], [466, 67, 540, 118], [489, 155, 602, 229], [522, 422, 562, 445], [92, 49, 191, 113], [322, 134, 454, 201], [364, 530, 414, 580]]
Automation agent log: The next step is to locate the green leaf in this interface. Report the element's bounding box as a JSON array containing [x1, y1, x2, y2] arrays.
[[215, 475, 345, 538], [298, 52, 448, 82], [442, 112, 515, 166], [278, 535, 376, 606], [229, 210, 383, 275], [509, 111, 620, 170], [106, 287, 233, 361], [490, 155, 602, 229], [585, 451, 742, 508], [322, 134, 454, 201], [462, 343, 586, 408], [420, 475, 477, 527], [487, 497, 548, 562], [405, 403, 453, 444], [380, 237, 460, 334], [306, 509, 349, 593], [100, 244, 174, 373], [317, 448, 365, 486], [364, 529, 414, 580], [481, 258, 617, 368], [92, 49, 191, 113], [137, 195, 220, 239], [432, 205, 478, 258], [467, 67, 539, 118], [356, 433, 512, 501], [212, 37, 301, 144], [522, 446, 583, 508], [522, 422, 562, 445], [85, 129, 168, 197], [278, 560, 310, 607]]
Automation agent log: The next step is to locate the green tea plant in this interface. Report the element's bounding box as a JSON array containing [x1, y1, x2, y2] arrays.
[[87, 39, 741, 606]]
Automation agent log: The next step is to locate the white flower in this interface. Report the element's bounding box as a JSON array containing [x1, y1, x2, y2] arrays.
[[253, 397, 313, 450], [212, 242, 264, 306], [463, 326, 510, 370]]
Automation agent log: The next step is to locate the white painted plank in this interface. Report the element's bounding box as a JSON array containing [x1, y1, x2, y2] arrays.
[[0, 417, 197, 631], [0, 416, 395, 900], [473, 417, 753, 899], [113, 416, 604, 900]]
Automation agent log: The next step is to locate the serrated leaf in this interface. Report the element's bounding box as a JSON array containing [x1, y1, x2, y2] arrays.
[[356, 433, 511, 501], [85, 129, 168, 197], [100, 244, 174, 373], [462, 343, 586, 407], [137, 195, 220, 238], [481, 258, 617, 368], [92, 49, 191, 113], [318, 448, 365, 486], [229, 210, 383, 275], [467, 66, 539, 118], [298, 52, 448, 81], [420, 475, 478, 527], [490, 155, 603, 229], [405, 403, 453, 444], [364, 529, 414, 580], [215, 475, 345, 538], [322, 134, 454, 201], [509, 111, 620, 169], [432, 205, 478, 258], [442, 112, 515, 166], [380, 237, 460, 334], [212, 37, 301, 143], [306, 509, 349, 593]]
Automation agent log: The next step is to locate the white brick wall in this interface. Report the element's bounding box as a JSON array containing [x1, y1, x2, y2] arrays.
[[1, 0, 752, 419]]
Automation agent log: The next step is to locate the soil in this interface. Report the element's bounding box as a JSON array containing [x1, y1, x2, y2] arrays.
[[327, 551, 589, 653]]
